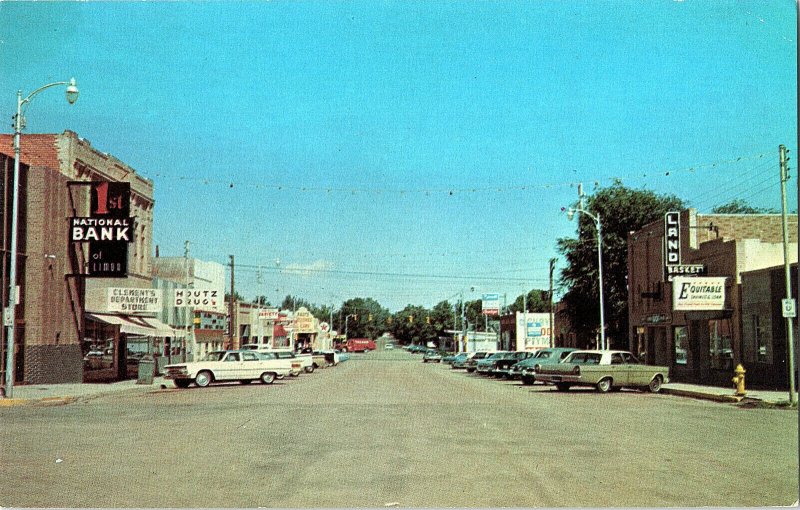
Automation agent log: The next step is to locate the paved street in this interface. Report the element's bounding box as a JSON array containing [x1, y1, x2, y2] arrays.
[[1, 349, 797, 507]]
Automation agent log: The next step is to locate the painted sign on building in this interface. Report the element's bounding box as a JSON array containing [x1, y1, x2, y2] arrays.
[[173, 289, 220, 308], [107, 288, 162, 313], [672, 276, 727, 311], [258, 307, 280, 320]]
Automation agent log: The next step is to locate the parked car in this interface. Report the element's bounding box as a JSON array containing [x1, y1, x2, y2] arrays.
[[407, 344, 427, 354], [385, 343, 394, 350], [492, 351, 537, 378], [464, 351, 494, 373], [511, 347, 577, 384], [252, 349, 312, 376], [311, 350, 336, 368], [451, 352, 472, 369], [441, 353, 457, 364], [164, 350, 292, 388], [534, 350, 670, 393], [423, 349, 444, 363], [476, 351, 512, 375]]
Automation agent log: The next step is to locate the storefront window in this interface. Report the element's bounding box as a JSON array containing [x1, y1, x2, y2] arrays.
[[753, 315, 768, 363], [709, 319, 733, 370], [673, 326, 688, 365]]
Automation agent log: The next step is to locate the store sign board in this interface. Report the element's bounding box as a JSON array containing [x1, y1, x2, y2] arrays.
[[482, 293, 500, 315], [69, 181, 133, 278], [673, 277, 726, 311], [258, 308, 280, 320], [108, 288, 162, 313], [663, 211, 706, 282]]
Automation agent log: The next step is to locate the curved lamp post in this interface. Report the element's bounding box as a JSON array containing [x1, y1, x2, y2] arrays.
[[566, 207, 606, 351], [4, 79, 78, 398]]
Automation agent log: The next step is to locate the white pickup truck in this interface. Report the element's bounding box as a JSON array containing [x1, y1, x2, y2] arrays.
[[164, 350, 292, 388]]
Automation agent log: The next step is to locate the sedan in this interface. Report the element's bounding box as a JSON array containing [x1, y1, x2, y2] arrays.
[[423, 349, 444, 363]]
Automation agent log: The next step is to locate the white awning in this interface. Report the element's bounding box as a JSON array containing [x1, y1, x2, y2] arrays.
[[87, 313, 183, 338]]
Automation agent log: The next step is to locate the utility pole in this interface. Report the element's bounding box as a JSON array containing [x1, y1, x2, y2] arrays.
[[779, 145, 797, 405], [229, 255, 236, 350], [549, 258, 556, 348], [185, 241, 194, 361]]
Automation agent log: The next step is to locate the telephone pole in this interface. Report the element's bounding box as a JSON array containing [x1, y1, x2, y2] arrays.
[[779, 145, 797, 405], [229, 255, 236, 350], [549, 258, 556, 348]]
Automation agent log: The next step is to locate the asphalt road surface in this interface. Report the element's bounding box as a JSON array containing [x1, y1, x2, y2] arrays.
[[1, 349, 798, 507]]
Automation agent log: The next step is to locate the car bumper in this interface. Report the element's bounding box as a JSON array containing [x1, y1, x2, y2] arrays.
[[535, 373, 581, 384]]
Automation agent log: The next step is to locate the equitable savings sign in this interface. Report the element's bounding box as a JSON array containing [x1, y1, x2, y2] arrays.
[[672, 276, 727, 311]]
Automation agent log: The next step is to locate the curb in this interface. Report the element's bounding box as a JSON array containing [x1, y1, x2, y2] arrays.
[[0, 396, 78, 407], [662, 387, 745, 403]]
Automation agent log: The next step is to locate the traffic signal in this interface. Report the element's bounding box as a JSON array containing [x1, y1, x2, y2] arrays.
[[368, 314, 373, 321], [409, 315, 413, 323], [426, 316, 431, 324]]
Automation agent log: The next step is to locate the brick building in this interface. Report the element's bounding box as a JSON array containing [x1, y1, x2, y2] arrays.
[[627, 209, 797, 388], [0, 131, 164, 384]]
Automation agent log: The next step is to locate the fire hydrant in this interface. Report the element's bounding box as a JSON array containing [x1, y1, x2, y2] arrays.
[[732, 364, 747, 396]]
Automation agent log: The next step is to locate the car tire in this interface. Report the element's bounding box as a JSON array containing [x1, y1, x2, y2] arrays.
[[261, 372, 276, 384], [596, 377, 613, 393], [305, 365, 314, 373], [466, 368, 475, 373], [648, 375, 663, 393], [555, 382, 571, 392], [195, 371, 212, 388], [521, 376, 534, 386], [174, 379, 191, 389]]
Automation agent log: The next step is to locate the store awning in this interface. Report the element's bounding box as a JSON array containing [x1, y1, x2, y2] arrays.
[[87, 313, 182, 337], [274, 324, 287, 337]]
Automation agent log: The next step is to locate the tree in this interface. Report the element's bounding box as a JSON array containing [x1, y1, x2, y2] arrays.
[[712, 199, 777, 214], [339, 297, 389, 339], [507, 289, 550, 314], [557, 181, 684, 348]]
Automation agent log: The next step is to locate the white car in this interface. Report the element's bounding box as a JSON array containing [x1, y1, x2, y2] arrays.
[[385, 343, 394, 350], [241, 346, 314, 375], [164, 350, 292, 388]]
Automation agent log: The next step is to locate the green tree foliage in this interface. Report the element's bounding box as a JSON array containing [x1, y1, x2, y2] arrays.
[[507, 289, 550, 313], [712, 199, 777, 214], [339, 297, 389, 339], [557, 181, 684, 348]]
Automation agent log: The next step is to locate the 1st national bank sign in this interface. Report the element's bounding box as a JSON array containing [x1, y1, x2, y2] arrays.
[[69, 181, 134, 277]]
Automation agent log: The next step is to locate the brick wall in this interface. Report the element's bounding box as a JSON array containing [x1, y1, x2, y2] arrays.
[[24, 344, 83, 384]]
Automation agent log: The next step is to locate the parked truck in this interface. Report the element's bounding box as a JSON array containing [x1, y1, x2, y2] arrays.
[[346, 338, 376, 352]]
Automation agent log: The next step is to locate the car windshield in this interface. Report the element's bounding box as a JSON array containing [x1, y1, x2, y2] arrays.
[[202, 352, 227, 362], [534, 350, 552, 359]]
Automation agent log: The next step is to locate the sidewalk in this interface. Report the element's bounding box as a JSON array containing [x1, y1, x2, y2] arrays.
[[662, 382, 795, 406], [0, 378, 796, 407], [0, 376, 169, 407]]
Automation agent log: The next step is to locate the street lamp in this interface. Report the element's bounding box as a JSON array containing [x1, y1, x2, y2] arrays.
[[4, 79, 78, 398], [565, 207, 606, 351]]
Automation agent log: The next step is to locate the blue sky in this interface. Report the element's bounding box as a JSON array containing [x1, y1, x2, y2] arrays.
[[1, 1, 796, 311]]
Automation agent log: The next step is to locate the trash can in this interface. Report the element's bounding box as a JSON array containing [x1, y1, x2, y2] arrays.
[[137, 356, 155, 385]]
